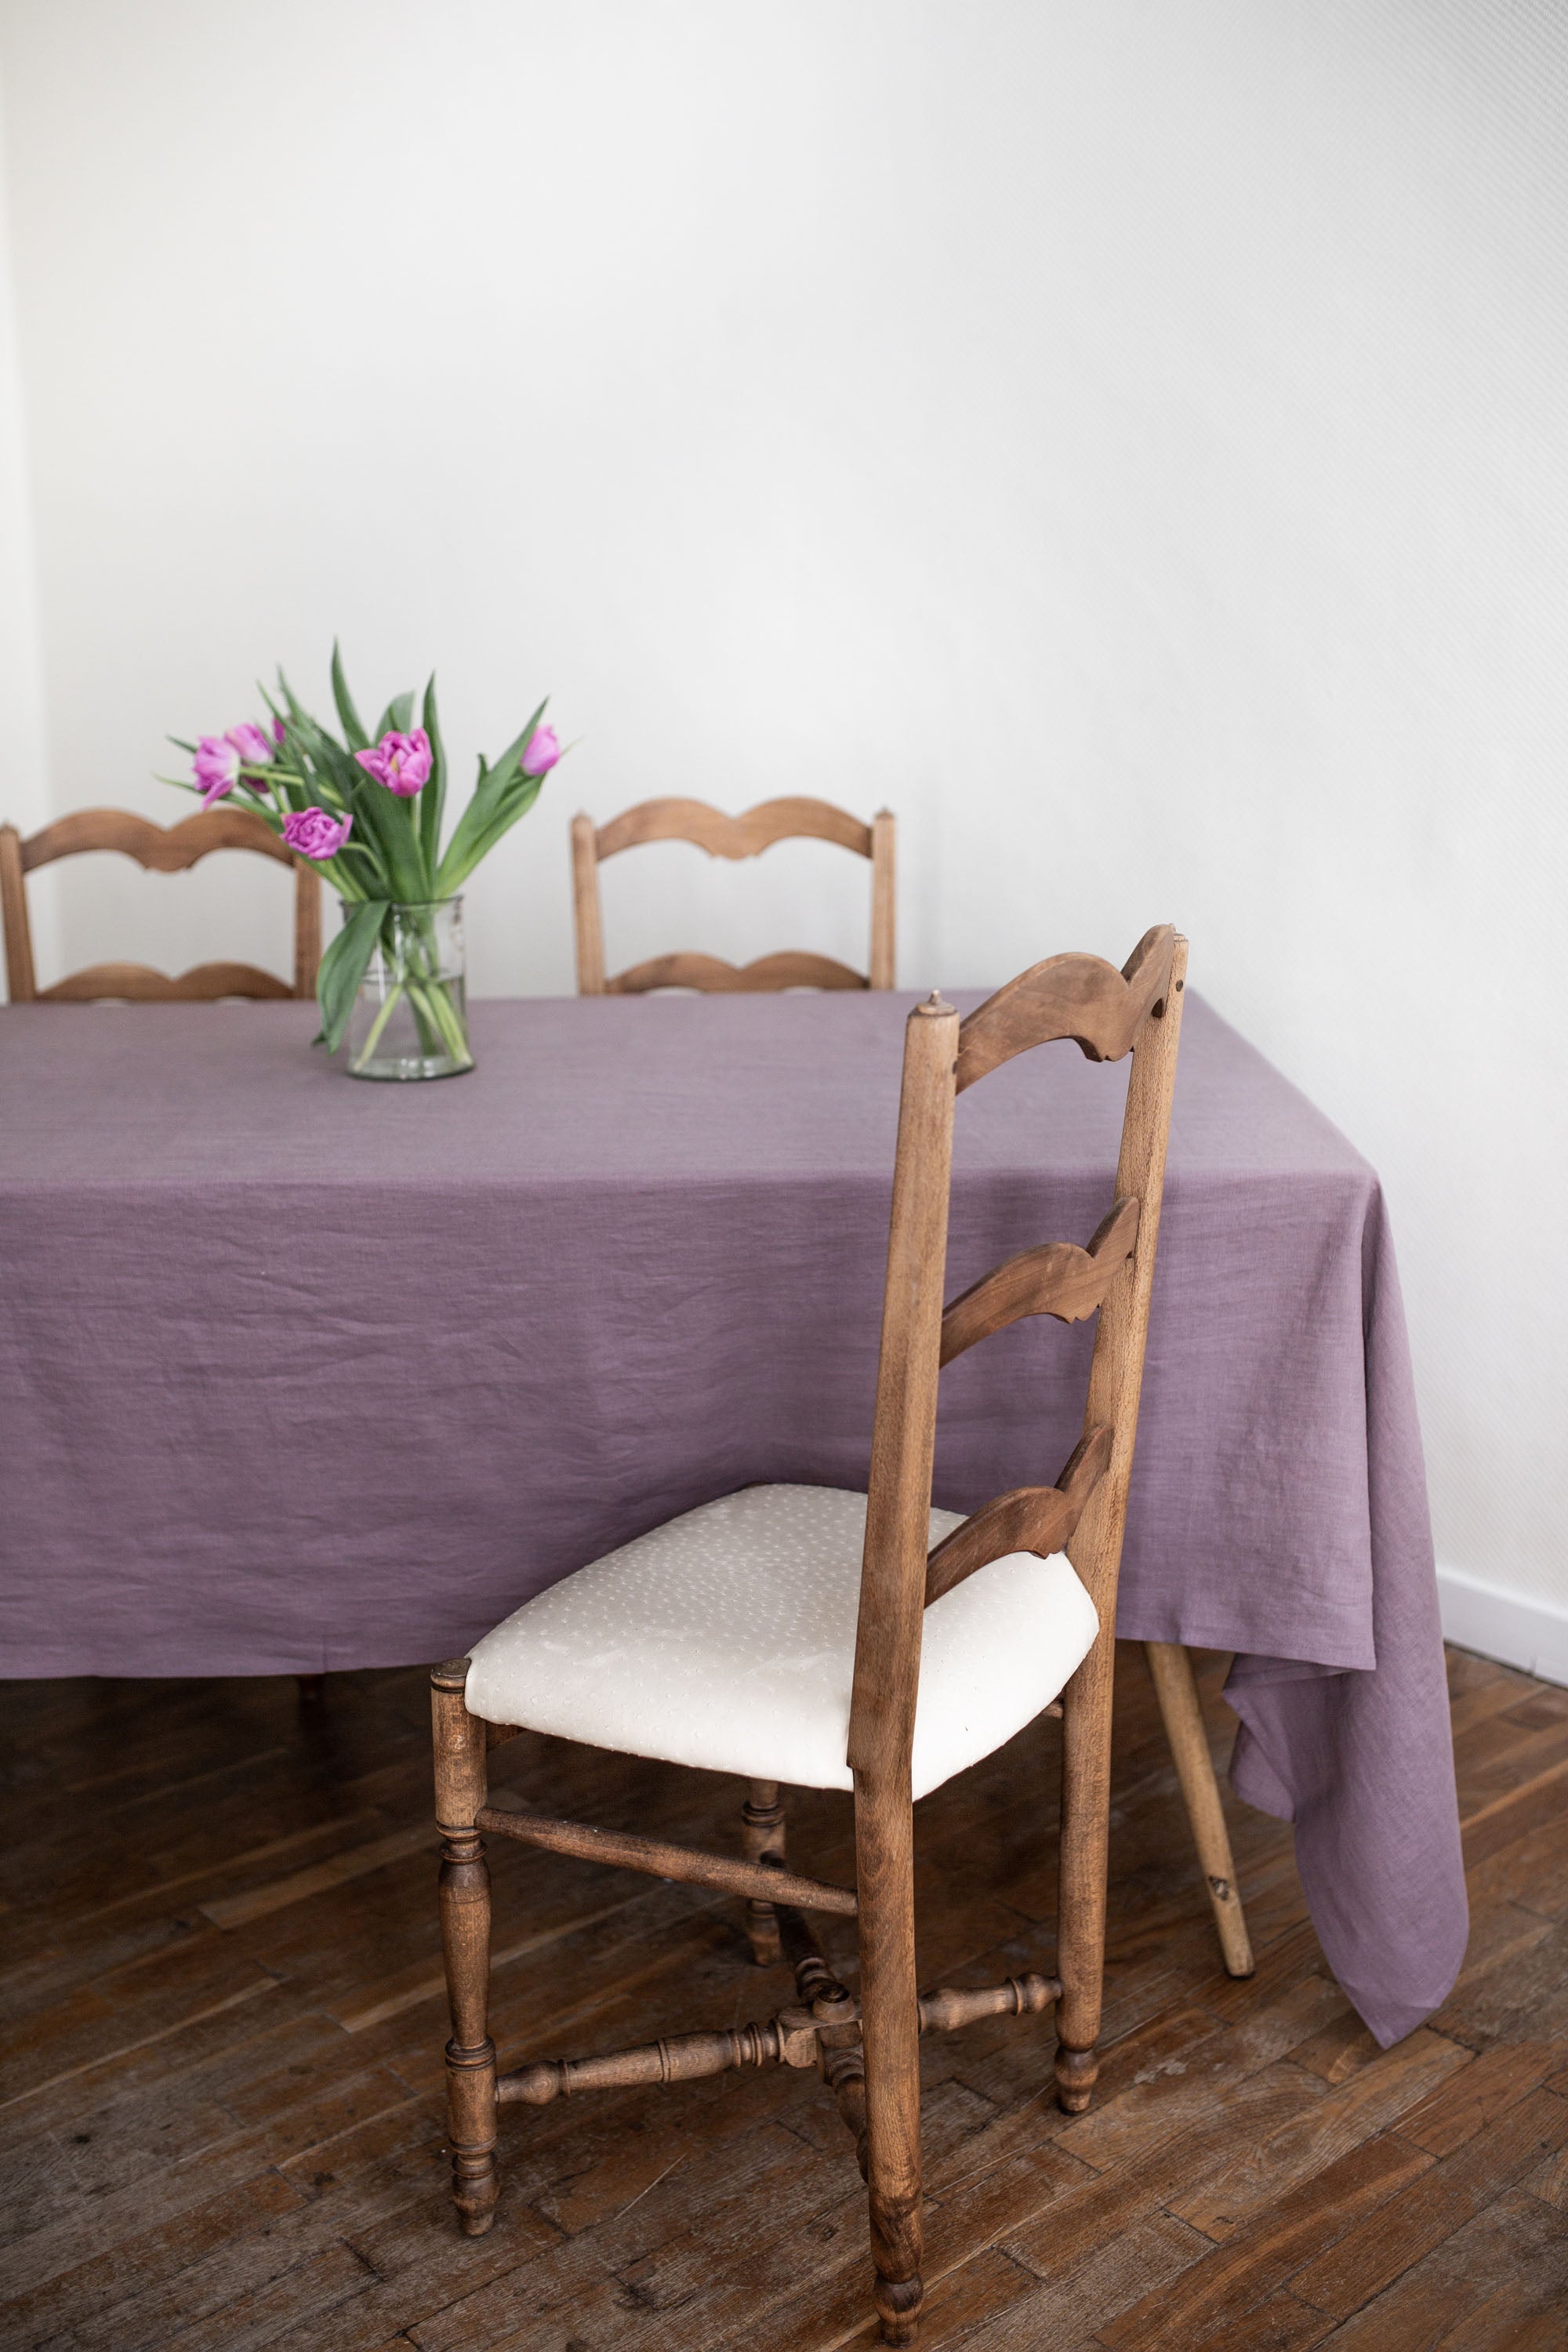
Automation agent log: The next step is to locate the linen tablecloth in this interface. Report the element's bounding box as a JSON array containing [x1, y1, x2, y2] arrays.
[[0, 991, 1465, 2044]]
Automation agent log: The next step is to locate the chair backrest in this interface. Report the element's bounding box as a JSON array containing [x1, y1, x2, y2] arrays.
[[846, 925, 1186, 1790], [0, 808, 321, 1004], [570, 797, 896, 994]]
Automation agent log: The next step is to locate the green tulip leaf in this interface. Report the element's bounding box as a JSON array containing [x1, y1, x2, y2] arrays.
[[373, 691, 416, 741], [420, 673, 447, 872], [329, 643, 370, 750], [314, 899, 388, 1052]]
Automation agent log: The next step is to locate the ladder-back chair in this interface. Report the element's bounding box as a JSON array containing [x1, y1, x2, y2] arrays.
[[570, 796, 896, 993], [0, 808, 321, 1004], [432, 925, 1251, 2347]]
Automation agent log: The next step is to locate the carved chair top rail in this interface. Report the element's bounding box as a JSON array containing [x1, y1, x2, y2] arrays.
[[595, 796, 878, 863], [17, 806, 295, 873], [954, 922, 1176, 1091]]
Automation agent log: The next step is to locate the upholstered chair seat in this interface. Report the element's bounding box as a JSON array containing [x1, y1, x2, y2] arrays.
[[465, 1483, 1099, 1802]]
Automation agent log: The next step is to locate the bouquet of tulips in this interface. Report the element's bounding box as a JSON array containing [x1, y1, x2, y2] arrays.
[[168, 647, 559, 1067]]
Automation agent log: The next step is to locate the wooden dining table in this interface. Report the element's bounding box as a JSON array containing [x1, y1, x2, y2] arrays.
[[0, 989, 1465, 2049]]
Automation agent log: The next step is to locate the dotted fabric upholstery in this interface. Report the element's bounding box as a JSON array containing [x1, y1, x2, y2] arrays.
[[465, 1483, 1099, 1801]]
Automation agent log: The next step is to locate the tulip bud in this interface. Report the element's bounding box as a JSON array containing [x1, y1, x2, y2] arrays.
[[522, 724, 560, 776]]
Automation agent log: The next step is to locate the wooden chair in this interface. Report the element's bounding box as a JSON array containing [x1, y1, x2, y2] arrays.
[[570, 796, 896, 993], [431, 925, 1252, 2346], [0, 807, 321, 1004]]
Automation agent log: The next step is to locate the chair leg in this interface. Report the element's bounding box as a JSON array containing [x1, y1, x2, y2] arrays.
[[1144, 1642, 1254, 1978], [431, 1661, 499, 2236], [854, 1767, 924, 2347], [1054, 1628, 1116, 2114], [740, 1780, 786, 1964]]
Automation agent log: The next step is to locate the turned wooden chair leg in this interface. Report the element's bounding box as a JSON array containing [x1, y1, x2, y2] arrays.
[[741, 1780, 787, 1964], [1054, 1631, 1116, 2114], [1144, 1641, 1254, 1977], [854, 1768, 924, 2347], [431, 1659, 499, 2236]]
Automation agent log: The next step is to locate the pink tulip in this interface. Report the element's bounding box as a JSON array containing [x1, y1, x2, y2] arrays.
[[522, 723, 560, 776], [193, 735, 241, 808], [281, 806, 354, 860], [272, 716, 287, 746], [354, 727, 431, 796], [227, 721, 274, 766]]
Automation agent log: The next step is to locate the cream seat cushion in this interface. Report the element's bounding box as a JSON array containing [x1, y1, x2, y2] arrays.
[[465, 1483, 1099, 1803]]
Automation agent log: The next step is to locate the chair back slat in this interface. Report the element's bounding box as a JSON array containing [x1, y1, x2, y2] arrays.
[[596, 796, 874, 862], [923, 1428, 1113, 1607], [939, 1198, 1140, 1365], [39, 960, 294, 1004], [954, 924, 1174, 1091], [0, 808, 319, 1004], [607, 949, 868, 996], [572, 797, 896, 995]]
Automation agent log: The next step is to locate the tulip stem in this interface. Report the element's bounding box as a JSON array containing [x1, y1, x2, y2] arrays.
[[353, 981, 405, 1069]]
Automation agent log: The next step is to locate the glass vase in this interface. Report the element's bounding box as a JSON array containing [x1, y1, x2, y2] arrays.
[[343, 898, 474, 1081]]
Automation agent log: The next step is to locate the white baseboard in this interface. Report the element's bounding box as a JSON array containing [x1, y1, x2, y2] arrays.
[[1438, 1565, 1568, 1688]]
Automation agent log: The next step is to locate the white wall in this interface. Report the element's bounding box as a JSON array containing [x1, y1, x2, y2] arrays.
[[1, 2, 1564, 1650], [0, 60, 53, 972]]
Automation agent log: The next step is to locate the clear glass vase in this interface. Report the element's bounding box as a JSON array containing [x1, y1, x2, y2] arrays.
[[343, 898, 474, 1080]]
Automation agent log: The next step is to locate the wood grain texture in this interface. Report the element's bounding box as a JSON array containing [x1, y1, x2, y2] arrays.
[[595, 796, 874, 862], [2, 806, 316, 1003], [939, 1197, 1141, 1362], [570, 812, 607, 995], [292, 862, 321, 1000], [497, 1969, 1061, 2111], [0, 823, 35, 1002], [474, 1802, 859, 1916], [869, 808, 897, 989], [848, 995, 961, 1778], [923, 1427, 1114, 1606], [498, 2008, 823, 2104], [954, 921, 1177, 1088], [1055, 935, 1189, 2104], [842, 993, 962, 2343], [740, 1780, 786, 1966], [1145, 1639, 1256, 1978], [0, 1640, 1553, 2351], [430, 1661, 499, 2238]]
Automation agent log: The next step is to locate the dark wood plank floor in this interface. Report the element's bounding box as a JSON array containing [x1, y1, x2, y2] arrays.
[[2, 1644, 1565, 2350]]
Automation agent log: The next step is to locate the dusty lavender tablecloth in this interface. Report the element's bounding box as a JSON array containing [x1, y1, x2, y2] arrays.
[[0, 991, 1464, 2043]]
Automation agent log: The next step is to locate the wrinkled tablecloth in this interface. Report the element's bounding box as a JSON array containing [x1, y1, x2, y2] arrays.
[[0, 990, 1465, 2042]]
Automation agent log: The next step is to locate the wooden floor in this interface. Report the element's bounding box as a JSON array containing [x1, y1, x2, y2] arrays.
[[2, 1644, 1566, 2351]]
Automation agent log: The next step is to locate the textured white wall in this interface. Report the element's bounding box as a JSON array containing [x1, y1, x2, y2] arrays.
[[0, 2, 1563, 1636]]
